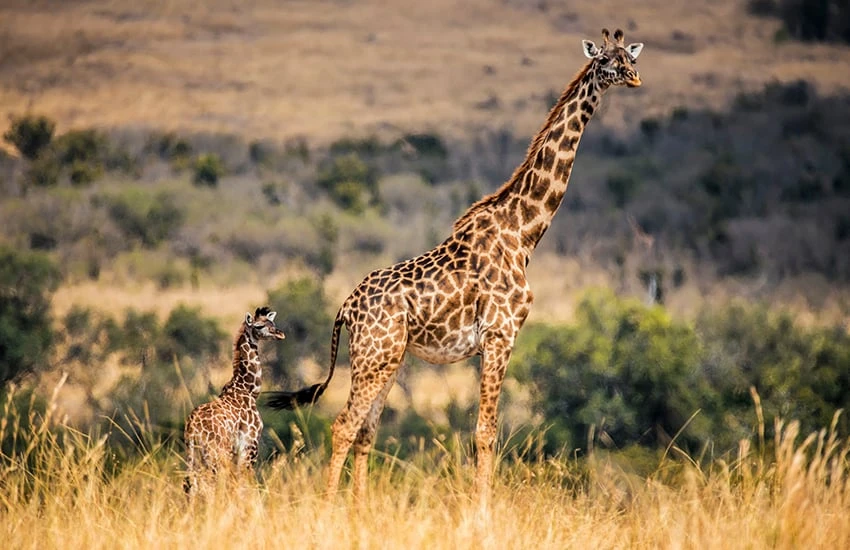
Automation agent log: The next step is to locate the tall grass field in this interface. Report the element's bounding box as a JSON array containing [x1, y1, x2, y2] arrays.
[[2, 380, 849, 549]]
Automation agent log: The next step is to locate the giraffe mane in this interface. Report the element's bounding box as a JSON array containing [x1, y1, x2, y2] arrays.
[[452, 59, 594, 232], [232, 320, 250, 371]]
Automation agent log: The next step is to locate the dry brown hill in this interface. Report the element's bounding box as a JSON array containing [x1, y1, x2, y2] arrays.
[[2, 0, 849, 144]]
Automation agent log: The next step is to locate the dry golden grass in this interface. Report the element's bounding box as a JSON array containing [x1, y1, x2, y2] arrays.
[[2, 383, 850, 549], [2, 0, 849, 144]]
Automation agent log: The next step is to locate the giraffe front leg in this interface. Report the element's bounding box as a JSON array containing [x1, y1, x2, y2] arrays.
[[352, 371, 398, 503], [474, 339, 512, 508]]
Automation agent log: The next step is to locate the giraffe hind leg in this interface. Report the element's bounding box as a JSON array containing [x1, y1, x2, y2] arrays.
[[351, 370, 398, 502], [327, 354, 404, 498]]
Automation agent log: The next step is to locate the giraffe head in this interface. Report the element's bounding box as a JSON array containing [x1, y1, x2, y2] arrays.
[[244, 306, 286, 342], [582, 28, 643, 88]]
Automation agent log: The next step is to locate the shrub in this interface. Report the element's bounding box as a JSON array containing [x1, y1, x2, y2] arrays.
[[513, 290, 711, 455], [147, 132, 192, 162], [606, 171, 641, 207], [192, 153, 225, 187], [157, 304, 224, 362], [750, 0, 850, 44], [249, 140, 274, 166], [0, 247, 62, 386], [311, 213, 339, 277], [54, 129, 107, 165], [69, 160, 102, 186], [697, 303, 850, 437], [639, 117, 661, 141], [261, 181, 286, 206], [329, 136, 384, 157], [100, 190, 185, 248], [61, 305, 112, 365], [396, 133, 449, 159], [779, 0, 847, 42], [747, 0, 778, 16], [105, 309, 160, 366], [283, 137, 310, 163], [265, 278, 335, 384], [316, 153, 379, 212], [25, 154, 61, 187], [3, 114, 56, 160]]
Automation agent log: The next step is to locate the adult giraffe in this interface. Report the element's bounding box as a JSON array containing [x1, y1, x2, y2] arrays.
[[267, 28, 644, 504]]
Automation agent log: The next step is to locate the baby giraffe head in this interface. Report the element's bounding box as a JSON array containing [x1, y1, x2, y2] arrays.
[[582, 28, 644, 88], [245, 306, 286, 343]]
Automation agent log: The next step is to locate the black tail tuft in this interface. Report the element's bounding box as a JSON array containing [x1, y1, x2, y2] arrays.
[[263, 383, 326, 410]]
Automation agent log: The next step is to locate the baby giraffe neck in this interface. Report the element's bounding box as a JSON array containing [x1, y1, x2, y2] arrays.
[[221, 330, 262, 398]]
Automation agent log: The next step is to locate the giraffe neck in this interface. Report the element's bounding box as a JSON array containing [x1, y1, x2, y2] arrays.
[[456, 61, 605, 256], [220, 327, 262, 398]]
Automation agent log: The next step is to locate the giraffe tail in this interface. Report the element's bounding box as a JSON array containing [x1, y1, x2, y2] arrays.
[[263, 311, 344, 410]]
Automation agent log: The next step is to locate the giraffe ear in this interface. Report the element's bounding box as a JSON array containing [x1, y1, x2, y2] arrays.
[[245, 312, 253, 325], [582, 40, 600, 59], [267, 311, 277, 322], [626, 43, 644, 60]]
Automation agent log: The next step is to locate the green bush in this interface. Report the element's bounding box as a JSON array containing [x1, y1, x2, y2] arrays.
[[316, 153, 379, 213], [697, 303, 850, 437], [265, 278, 335, 384], [606, 172, 641, 207], [61, 305, 110, 364], [147, 132, 192, 162], [512, 290, 850, 458], [248, 139, 273, 166], [748, 0, 850, 44], [157, 304, 224, 362], [3, 114, 56, 160], [261, 181, 286, 206], [105, 309, 160, 366], [779, 0, 849, 43], [0, 247, 62, 386], [25, 153, 61, 187], [329, 136, 384, 157], [514, 290, 710, 455], [311, 213, 339, 277], [99, 190, 185, 248], [192, 153, 225, 186], [54, 129, 107, 166], [397, 133, 448, 159], [639, 117, 661, 141], [69, 159, 102, 186]]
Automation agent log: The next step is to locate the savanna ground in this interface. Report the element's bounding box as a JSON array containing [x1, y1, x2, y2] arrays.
[[3, 0, 850, 547]]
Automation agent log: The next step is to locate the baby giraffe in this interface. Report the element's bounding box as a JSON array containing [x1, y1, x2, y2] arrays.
[[183, 306, 285, 496]]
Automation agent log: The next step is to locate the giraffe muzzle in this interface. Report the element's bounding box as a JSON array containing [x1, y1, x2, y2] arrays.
[[625, 71, 642, 88]]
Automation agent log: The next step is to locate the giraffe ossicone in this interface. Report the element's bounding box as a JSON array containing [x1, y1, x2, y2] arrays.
[[266, 27, 644, 505], [183, 306, 285, 497]]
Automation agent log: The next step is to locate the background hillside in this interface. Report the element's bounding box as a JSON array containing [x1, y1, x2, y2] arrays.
[[2, 0, 849, 142], [1, 0, 850, 482]]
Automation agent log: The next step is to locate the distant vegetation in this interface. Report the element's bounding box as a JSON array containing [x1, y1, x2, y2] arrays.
[[748, 0, 850, 43], [0, 247, 61, 385], [2, 80, 850, 293]]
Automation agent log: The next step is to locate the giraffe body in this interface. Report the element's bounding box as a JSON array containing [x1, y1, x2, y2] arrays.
[[183, 307, 285, 496], [267, 28, 644, 505]]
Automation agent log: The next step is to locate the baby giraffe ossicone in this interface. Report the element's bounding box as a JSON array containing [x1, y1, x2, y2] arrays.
[[183, 306, 285, 496]]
